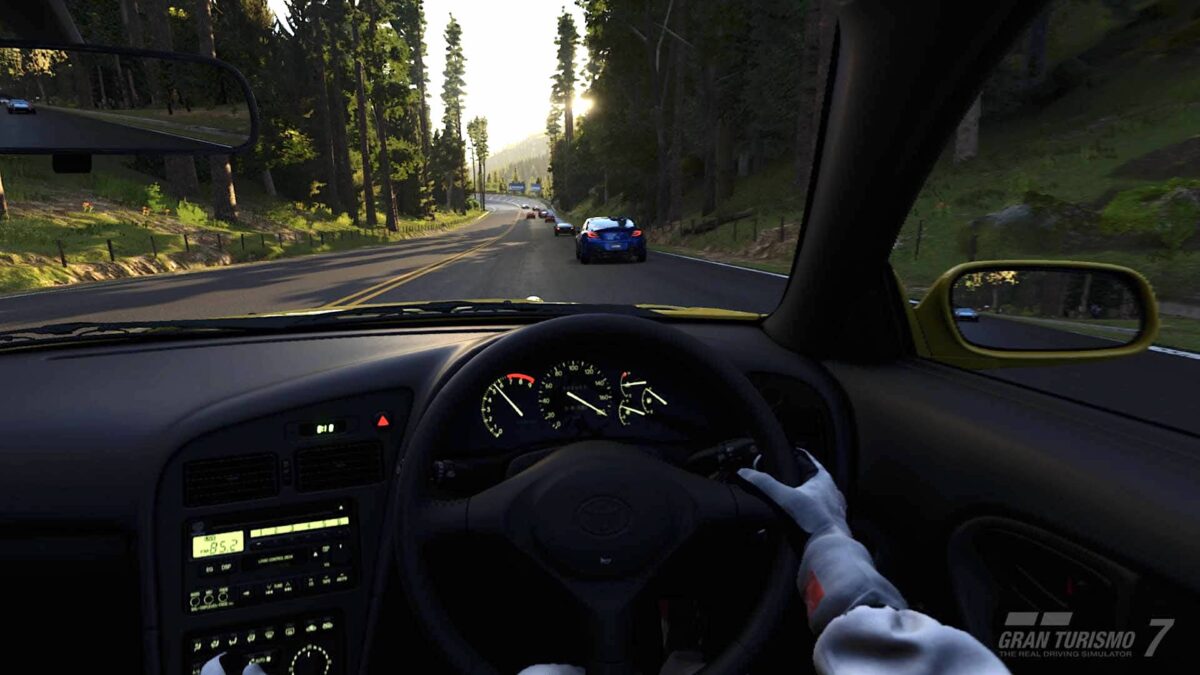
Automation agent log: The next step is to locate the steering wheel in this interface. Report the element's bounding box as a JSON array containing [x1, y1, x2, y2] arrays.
[[394, 314, 802, 675]]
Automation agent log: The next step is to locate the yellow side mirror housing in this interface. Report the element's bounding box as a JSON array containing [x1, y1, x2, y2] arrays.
[[905, 260, 1160, 369]]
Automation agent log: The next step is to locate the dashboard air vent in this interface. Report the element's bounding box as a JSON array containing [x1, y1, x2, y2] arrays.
[[184, 454, 279, 507], [296, 442, 384, 492]]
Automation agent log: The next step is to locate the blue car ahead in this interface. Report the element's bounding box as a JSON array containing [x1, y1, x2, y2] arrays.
[[575, 217, 646, 264]]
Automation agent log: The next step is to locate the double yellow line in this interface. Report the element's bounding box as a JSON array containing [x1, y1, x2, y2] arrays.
[[325, 220, 516, 308]]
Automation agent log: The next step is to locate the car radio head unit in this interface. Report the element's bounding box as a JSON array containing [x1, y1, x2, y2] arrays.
[[184, 501, 357, 614]]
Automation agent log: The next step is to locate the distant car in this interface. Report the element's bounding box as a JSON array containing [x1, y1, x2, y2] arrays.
[[544, 212, 557, 223], [525, 210, 536, 219], [553, 221, 573, 236], [576, 216, 646, 264], [6, 99, 35, 114], [953, 306, 980, 322], [536, 209, 547, 218], [520, 204, 531, 210]]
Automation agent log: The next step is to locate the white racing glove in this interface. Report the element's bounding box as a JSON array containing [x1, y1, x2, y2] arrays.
[[199, 654, 268, 675], [517, 666, 585, 675], [738, 453, 907, 634]]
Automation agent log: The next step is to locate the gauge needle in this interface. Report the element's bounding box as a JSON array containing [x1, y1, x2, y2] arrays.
[[646, 388, 667, 405], [493, 385, 523, 417], [622, 380, 647, 387], [567, 391, 608, 417], [620, 404, 646, 417]]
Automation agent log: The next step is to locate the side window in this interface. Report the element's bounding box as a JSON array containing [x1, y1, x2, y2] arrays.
[[892, 0, 1200, 433]]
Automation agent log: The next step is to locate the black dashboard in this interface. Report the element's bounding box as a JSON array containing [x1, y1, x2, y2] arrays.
[[0, 321, 850, 675]]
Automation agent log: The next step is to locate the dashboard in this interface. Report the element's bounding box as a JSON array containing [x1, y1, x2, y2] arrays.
[[0, 322, 849, 675]]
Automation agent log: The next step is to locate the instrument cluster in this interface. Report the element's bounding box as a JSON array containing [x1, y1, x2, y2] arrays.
[[468, 359, 712, 451]]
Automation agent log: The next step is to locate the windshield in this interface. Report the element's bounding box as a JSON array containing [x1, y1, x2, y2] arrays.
[[0, 0, 825, 332]]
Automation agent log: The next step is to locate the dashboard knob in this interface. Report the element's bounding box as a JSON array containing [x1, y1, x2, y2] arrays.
[[287, 644, 330, 675]]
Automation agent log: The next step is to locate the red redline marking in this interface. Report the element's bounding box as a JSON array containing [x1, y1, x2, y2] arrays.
[[506, 373, 535, 384]]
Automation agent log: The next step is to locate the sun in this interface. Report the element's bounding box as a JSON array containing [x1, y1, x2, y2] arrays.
[[573, 94, 594, 116]]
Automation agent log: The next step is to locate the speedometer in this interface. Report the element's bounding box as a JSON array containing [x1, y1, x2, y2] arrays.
[[537, 360, 613, 430], [481, 373, 537, 439]]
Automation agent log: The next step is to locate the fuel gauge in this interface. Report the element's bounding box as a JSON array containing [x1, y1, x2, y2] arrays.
[[618, 371, 668, 426]]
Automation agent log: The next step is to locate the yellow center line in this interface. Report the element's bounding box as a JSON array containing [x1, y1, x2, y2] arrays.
[[325, 219, 517, 308]]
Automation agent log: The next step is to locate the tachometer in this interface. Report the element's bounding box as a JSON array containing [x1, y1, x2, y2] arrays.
[[537, 360, 613, 430], [481, 373, 537, 439]]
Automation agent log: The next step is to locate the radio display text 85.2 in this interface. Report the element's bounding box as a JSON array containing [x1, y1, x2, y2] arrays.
[[191, 531, 244, 559]]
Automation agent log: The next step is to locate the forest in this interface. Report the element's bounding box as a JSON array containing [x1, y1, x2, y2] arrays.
[[49, 0, 483, 229]]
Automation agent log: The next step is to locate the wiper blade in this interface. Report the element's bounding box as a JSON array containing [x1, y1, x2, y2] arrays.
[[0, 318, 283, 346]]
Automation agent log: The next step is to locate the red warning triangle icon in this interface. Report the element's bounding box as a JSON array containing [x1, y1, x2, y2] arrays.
[[374, 413, 391, 429]]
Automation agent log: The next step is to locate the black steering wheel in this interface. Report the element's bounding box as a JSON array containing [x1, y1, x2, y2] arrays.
[[394, 314, 801, 674]]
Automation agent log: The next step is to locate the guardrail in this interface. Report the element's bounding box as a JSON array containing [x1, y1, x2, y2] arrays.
[[45, 221, 454, 268]]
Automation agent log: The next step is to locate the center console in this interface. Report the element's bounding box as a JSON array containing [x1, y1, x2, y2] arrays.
[[154, 389, 412, 675]]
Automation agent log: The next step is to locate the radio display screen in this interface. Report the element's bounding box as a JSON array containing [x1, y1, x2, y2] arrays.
[[191, 531, 245, 559]]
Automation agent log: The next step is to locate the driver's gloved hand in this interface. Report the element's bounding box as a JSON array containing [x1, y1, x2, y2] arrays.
[[738, 453, 907, 635], [199, 653, 268, 675], [517, 665, 585, 675]]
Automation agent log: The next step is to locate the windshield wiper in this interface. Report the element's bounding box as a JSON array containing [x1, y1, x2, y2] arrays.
[[0, 300, 751, 352], [0, 301, 649, 350]]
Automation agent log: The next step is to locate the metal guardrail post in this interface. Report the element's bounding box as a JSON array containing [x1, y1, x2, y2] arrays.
[[184, 233, 190, 253], [107, 239, 115, 262], [150, 235, 157, 258], [57, 239, 67, 267]]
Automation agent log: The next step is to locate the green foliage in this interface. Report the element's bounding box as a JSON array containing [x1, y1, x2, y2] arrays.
[[176, 199, 209, 226], [1101, 179, 1200, 249], [145, 183, 170, 213]]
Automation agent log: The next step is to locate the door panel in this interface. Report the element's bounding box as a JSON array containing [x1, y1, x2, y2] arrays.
[[825, 358, 1200, 671]]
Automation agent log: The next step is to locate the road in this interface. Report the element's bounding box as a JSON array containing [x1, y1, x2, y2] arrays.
[[0, 106, 229, 152], [0, 197, 1196, 435]]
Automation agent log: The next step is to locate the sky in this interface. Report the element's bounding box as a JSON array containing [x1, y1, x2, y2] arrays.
[[266, 1, 589, 152]]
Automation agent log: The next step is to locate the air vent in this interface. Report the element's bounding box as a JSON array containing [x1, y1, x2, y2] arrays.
[[184, 454, 279, 507], [296, 442, 384, 492]]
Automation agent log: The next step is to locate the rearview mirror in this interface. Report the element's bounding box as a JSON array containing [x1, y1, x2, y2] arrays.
[[0, 41, 255, 154], [910, 261, 1159, 369]]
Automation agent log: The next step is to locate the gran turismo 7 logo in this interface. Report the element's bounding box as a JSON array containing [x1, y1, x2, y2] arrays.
[[997, 611, 1174, 660]]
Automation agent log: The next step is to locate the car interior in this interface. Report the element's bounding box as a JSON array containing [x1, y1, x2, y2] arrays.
[[2, 1, 1198, 675]]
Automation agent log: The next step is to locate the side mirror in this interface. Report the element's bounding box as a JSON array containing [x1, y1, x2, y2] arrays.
[[909, 261, 1159, 369], [0, 40, 256, 154]]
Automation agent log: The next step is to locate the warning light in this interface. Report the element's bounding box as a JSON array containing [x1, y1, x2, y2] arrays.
[[374, 412, 391, 429]]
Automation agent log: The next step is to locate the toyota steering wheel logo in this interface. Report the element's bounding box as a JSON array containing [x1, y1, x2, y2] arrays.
[[575, 496, 632, 537]]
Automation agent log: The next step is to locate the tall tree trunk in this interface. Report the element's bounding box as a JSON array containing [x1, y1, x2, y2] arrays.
[[315, 50, 344, 213], [372, 101, 398, 231], [328, 31, 358, 223], [119, 0, 145, 48], [95, 65, 108, 108], [145, 0, 198, 198], [701, 59, 718, 216], [795, 0, 826, 190], [261, 169, 277, 197], [1027, 6, 1051, 84], [0, 170, 8, 219], [114, 55, 132, 108], [954, 95, 981, 164], [195, 0, 238, 221], [666, 0, 687, 224], [351, 21, 377, 226], [410, 5, 432, 190]]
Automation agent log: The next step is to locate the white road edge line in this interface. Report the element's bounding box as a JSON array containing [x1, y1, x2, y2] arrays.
[[652, 250, 789, 279], [1149, 345, 1200, 361]]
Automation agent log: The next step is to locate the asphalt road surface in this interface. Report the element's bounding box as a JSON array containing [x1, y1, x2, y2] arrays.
[[0, 197, 1196, 434], [0, 106, 228, 152]]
